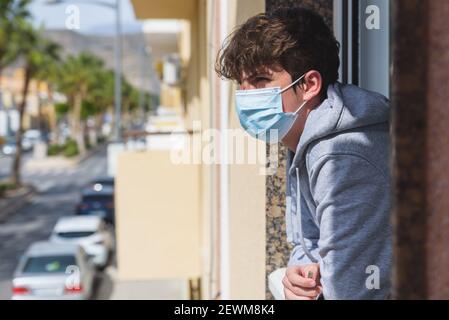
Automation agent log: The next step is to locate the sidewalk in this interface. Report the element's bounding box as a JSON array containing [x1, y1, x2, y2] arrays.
[[0, 185, 35, 223], [96, 266, 189, 300], [23, 143, 106, 172]]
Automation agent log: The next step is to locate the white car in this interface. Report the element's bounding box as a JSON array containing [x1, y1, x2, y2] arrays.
[[12, 241, 96, 300], [2, 138, 16, 155], [50, 216, 114, 269]]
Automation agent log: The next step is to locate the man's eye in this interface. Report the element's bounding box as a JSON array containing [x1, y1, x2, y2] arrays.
[[254, 77, 271, 88]]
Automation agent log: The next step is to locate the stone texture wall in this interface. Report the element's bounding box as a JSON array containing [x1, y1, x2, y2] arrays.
[[264, 0, 333, 300]]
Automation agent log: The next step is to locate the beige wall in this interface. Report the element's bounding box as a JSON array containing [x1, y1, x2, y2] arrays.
[[233, 0, 265, 26], [115, 151, 201, 280], [183, 2, 202, 130], [160, 83, 183, 110], [196, 0, 216, 299], [226, 0, 266, 300], [132, 0, 197, 19]]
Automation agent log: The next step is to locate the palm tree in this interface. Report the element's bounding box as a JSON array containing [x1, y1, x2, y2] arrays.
[[119, 77, 139, 130], [57, 52, 105, 155], [0, 0, 30, 73], [0, 0, 30, 117], [11, 24, 60, 185], [34, 36, 62, 140], [84, 69, 115, 142]]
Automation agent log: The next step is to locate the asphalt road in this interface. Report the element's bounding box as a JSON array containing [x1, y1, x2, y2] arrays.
[[0, 153, 31, 181], [0, 146, 114, 300]]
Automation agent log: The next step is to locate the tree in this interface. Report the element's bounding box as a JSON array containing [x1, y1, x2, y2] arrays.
[[0, 0, 30, 72], [34, 32, 62, 139], [0, 0, 30, 113], [121, 77, 140, 129], [57, 52, 104, 155], [11, 24, 61, 185], [83, 69, 115, 141]]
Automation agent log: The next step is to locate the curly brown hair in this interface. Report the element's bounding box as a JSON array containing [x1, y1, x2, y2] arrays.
[[215, 6, 340, 96]]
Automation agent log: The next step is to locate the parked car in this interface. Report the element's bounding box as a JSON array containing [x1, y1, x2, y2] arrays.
[[23, 129, 43, 143], [91, 176, 115, 189], [50, 216, 114, 269], [1, 133, 40, 155], [11, 241, 96, 300], [23, 130, 47, 152], [76, 187, 115, 225], [86, 176, 115, 193], [2, 138, 17, 155]]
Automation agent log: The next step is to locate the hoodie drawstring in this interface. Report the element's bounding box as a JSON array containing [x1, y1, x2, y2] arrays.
[[296, 167, 318, 263]]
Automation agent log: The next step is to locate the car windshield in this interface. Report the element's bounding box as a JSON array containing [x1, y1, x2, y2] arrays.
[[22, 255, 77, 274], [57, 231, 96, 238], [82, 195, 112, 203]]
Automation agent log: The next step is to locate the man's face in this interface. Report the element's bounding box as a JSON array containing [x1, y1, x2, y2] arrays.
[[239, 66, 305, 114], [238, 66, 324, 150]]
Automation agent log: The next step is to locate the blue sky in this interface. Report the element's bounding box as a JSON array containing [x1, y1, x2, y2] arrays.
[[29, 0, 143, 35]]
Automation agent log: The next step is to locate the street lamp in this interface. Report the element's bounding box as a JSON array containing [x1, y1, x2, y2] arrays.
[[138, 45, 151, 127], [45, 0, 123, 141]]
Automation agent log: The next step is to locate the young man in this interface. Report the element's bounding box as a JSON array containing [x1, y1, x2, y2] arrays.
[[216, 6, 391, 300]]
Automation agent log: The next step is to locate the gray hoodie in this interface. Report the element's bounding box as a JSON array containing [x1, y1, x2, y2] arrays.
[[285, 82, 392, 300]]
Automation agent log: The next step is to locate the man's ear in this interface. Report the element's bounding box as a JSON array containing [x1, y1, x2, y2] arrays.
[[301, 70, 322, 101]]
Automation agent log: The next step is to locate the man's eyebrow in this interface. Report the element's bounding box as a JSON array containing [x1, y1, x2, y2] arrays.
[[242, 72, 272, 83]]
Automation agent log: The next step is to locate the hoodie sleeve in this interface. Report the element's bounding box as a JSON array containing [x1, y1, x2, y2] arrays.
[[287, 194, 321, 267], [288, 243, 320, 267], [286, 149, 321, 267], [309, 153, 392, 300]]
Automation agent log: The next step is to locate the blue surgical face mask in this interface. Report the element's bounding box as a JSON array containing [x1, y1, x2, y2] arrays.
[[235, 74, 308, 143]]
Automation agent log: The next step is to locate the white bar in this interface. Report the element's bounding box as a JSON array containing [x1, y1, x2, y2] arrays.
[[219, 0, 231, 300]]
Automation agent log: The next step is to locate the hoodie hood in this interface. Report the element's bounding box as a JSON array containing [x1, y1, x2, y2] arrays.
[[289, 82, 390, 174]]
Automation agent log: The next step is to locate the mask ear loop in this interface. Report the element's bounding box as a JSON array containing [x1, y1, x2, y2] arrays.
[[293, 100, 308, 116], [280, 73, 308, 116], [280, 73, 306, 94]]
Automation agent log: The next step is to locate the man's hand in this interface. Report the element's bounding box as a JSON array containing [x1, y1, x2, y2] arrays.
[[283, 263, 322, 300]]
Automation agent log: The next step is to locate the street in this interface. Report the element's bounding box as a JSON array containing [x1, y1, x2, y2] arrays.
[[0, 147, 114, 300]]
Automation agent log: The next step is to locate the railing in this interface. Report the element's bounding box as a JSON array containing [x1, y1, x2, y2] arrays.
[[121, 129, 198, 151]]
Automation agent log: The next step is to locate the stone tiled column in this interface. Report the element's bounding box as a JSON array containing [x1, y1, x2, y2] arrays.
[[264, 0, 333, 300], [391, 0, 449, 299]]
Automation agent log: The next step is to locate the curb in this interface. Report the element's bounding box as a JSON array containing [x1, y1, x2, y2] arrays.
[[0, 185, 36, 223]]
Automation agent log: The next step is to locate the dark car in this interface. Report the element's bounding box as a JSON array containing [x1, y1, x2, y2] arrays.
[[75, 187, 115, 226]]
